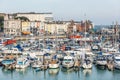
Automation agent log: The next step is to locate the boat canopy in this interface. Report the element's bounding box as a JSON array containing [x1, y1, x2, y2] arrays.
[[69, 35, 82, 39], [44, 53, 51, 56], [3, 39, 16, 45], [64, 56, 73, 59], [22, 31, 31, 35]]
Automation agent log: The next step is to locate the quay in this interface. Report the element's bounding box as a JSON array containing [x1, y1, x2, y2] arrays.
[[14, 35, 67, 40]]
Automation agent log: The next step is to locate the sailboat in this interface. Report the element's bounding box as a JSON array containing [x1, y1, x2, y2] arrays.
[[49, 24, 60, 69], [32, 58, 42, 68], [81, 20, 92, 69], [82, 54, 92, 69], [74, 59, 80, 70]]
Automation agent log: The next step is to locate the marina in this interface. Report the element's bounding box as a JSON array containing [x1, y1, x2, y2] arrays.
[[0, 7, 120, 80], [0, 25, 120, 80]]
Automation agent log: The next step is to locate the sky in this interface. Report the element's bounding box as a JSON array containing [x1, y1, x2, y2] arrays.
[[0, 0, 120, 25]]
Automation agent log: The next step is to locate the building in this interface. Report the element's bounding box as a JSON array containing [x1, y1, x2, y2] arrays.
[[45, 21, 68, 35], [21, 21, 68, 36], [21, 21, 41, 36], [16, 12, 53, 22], [4, 20, 21, 36], [2, 12, 53, 36], [67, 20, 94, 34], [21, 21, 31, 35]]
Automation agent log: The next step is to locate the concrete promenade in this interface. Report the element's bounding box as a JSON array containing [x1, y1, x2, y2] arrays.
[[14, 35, 67, 40]]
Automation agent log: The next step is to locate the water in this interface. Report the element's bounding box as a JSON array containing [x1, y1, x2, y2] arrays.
[[0, 65, 120, 80]]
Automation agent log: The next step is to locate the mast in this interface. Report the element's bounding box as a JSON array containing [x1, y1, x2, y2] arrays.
[[55, 21, 57, 54], [115, 21, 118, 48], [84, 14, 87, 47], [112, 22, 114, 46]]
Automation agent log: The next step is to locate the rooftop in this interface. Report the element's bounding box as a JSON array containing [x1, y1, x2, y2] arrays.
[[16, 12, 52, 14]]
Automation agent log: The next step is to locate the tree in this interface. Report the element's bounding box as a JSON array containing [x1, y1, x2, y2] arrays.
[[0, 16, 4, 32], [15, 16, 30, 21]]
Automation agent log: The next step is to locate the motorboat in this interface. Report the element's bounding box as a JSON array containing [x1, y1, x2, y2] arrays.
[[1, 59, 15, 67], [15, 57, 30, 69], [96, 55, 107, 69], [113, 54, 120, 69], [62, 55, 74, 69], [32, 60, 42, 68]]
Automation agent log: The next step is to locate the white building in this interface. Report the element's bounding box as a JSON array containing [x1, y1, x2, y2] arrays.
[[4, 20, 21, 36], [16, 12, 53, 22], [45, 21, 68, 35]]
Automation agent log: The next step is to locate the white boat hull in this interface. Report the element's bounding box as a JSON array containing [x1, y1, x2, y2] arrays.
[[114, 62, 120, 69], [62, 56, 74, 69], [49, 64, 59, 69], [15, 64, 29, 69], [32, 65, 41, 68], [32, 61, 42, 68], [15, 60, 30, 69], [96, 61, 107, 66], [82, 63, 92, 69], [62, 63, 74, 69]]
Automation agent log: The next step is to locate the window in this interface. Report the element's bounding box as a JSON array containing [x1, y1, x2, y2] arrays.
[[45, 17, 53, 21]]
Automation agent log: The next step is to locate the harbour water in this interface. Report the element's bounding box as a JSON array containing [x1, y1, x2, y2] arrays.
[[0, 65, 120, 80]]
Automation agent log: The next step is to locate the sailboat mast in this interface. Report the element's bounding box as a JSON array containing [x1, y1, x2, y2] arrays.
[[55, 21, 57, 53], [84, 14, 87, 47]]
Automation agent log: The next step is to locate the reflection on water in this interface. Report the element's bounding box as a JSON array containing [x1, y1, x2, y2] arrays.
[[15, 68, 27, 75], [2, 68, 14, 74], [16, 68, 26, 72], [96, 65, 107, 70], [83, 69, 92, 77], [0, 65, 120, 80], [1, 68, 14, 79], [61, 67, 74, 73]]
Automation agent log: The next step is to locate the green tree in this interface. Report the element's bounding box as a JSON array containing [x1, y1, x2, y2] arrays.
[[15, 16, 30, 21], [0, 16, 4, 32]]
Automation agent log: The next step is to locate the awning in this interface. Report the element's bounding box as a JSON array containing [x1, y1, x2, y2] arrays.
[[22, 31, 31, 35]]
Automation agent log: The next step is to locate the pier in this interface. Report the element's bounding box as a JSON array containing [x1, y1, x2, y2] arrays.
[[14, 35, 67, 40]]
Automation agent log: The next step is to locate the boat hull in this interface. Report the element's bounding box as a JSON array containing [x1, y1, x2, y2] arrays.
[[114, 63, 120, 69], [49, 64, 59, 69], [15, 64, 29, 69], [1, 59, 15, 67], [82, 63, 92, 69], [62, 63, 74, 69]]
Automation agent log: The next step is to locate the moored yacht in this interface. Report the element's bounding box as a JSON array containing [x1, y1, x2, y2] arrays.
[[62, 55, 74, 69], [82, 58, 92, 69], [96, 55, 107, 69], [1, 59, 15, 67], [15, 57, 30, 69], [49, 59, 59, 69], [49, 55, 60, 69], [32, 60, 42, 68], [113, 54, 120, 69]]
